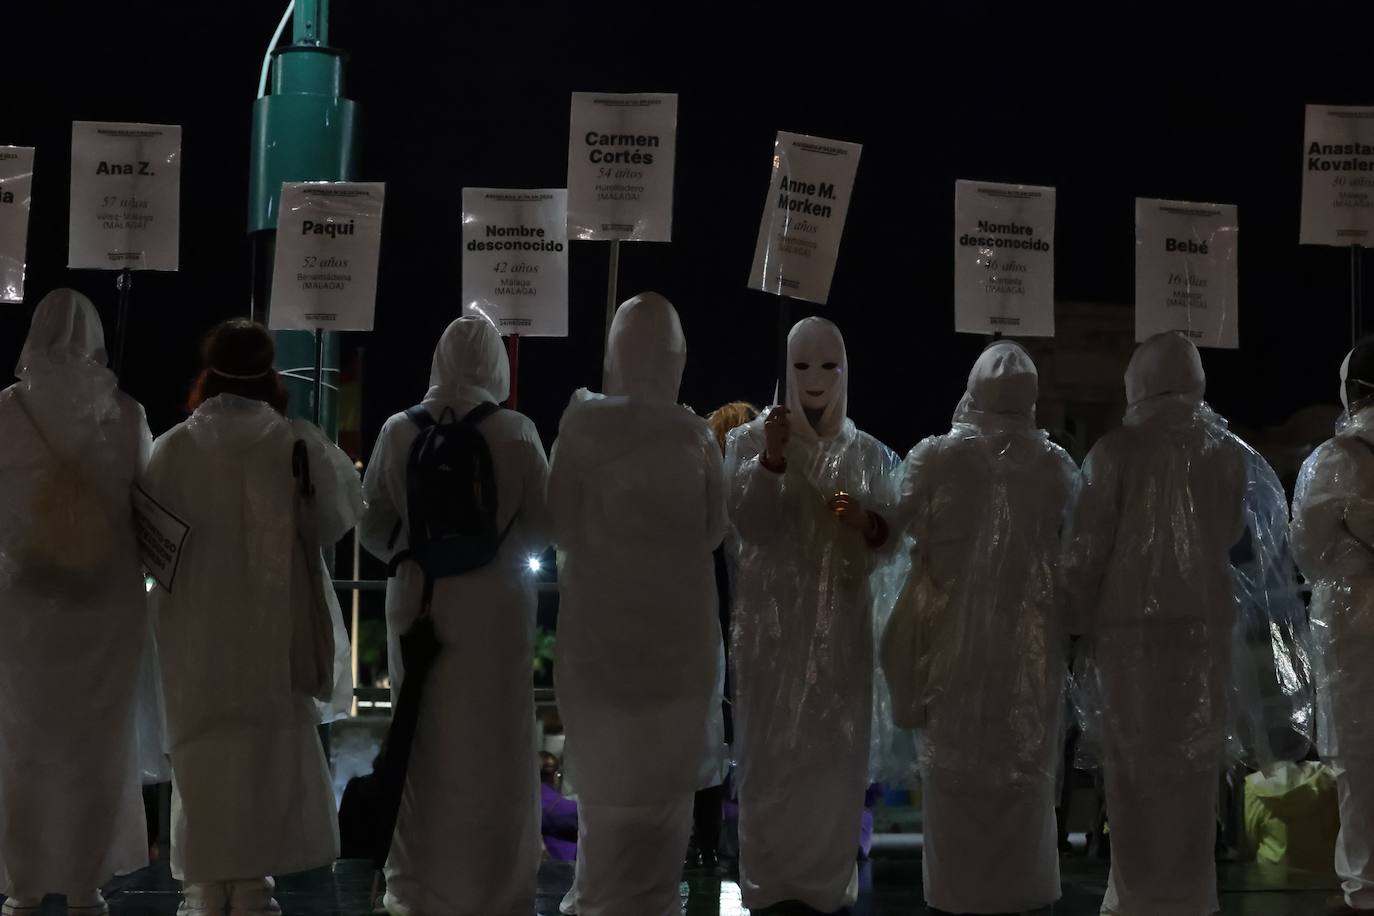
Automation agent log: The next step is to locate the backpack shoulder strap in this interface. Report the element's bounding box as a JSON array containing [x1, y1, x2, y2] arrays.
[[405, 404, 436, 431], [460, 402, 502, 427]]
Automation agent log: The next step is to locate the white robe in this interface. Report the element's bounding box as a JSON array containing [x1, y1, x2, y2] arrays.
[[360, 318, 551, 916], [0, 290, 152, 897], [1292, 406, 1374, 907], [144, 394, 359, 882], [1063, 333, 1293, 916], [549, 294, 727, 916], [889, 342, 1075, 914], [726, 317, 900, 913], [0, 387, 151, 896]]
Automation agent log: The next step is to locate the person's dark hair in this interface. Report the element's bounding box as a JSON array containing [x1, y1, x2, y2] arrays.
[[187, 319, 289, 413], [540, 751, 560, 786]]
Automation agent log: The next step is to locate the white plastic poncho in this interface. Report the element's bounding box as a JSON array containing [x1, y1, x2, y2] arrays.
[[1292, 372, 1374, 909], [725, 317, 902, 913], [1063, 331, 1313, 916], [1294, 402, 1374, 765], [0, 290, 152, 897], [549, 293, 727, 916], [143, 393, 360, 882], [360, 316, 551, 916], [883, 341, 1075, 914]]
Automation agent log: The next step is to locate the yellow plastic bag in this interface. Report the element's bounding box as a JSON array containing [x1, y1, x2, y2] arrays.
[[1244, 761, 1340, 870]]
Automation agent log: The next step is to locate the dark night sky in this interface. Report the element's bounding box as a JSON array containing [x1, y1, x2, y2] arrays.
[[2, 3, 1370, 458]]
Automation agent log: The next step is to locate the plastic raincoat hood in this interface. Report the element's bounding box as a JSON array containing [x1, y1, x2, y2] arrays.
[[603, 292, 685, 404], [954, 341, 1039, 429], [14, 288, 123, 458], [1124, 331, 1206, 406], [17, 288, 108, 375], [426, 315, 510, 406]]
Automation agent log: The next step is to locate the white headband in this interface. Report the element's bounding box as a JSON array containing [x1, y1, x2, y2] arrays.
[[210, 366, 273, 380]]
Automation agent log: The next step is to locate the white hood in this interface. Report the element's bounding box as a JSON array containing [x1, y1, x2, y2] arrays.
[[785, 317, 848, 441], [603, 292, 685, 404], [1124, 331, 1206, 406], [17, 288, 109, 377], [12, 288, 122, 458], [425, 314, 510, 405], [955, 340, 1039, 428]]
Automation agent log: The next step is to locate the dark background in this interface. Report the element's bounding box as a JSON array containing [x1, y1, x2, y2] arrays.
[[2, 2, 1368, 458]]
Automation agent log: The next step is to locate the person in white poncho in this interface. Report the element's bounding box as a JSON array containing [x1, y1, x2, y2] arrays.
[[0, 289, 152, 916], [549, 293, 727, 916], [1292, 339, 1374, 916], [883, 341, 1076, 916], [1064, 331, 1312, 916], [361, 315, 551, 916], [725, 316, 899, 914], [143, 319, 359, 916]]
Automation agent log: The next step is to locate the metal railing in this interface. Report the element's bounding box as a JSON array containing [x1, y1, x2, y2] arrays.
[[334, 579, 559, 594], [333, 579, 559, 709]]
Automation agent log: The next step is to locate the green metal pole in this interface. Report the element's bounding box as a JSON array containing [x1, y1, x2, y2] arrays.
[[247, 0, 358, 436]]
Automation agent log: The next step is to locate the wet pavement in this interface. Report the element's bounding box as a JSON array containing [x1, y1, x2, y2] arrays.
[[0, 854, 1343, 915]]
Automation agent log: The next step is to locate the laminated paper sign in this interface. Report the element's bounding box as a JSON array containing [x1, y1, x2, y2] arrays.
[[1301, 105, 1374, 247], [0, 146, 34, 302], [132, 484, 190, 593], [954, 179, 1056, 337], [748, 131, 862, 305], [1135, 198, 1239, 349], [567, 92, 677, 241], [463, 188, 568, 337], [269, 182, 385, 332], [69, 121, 180, 270]]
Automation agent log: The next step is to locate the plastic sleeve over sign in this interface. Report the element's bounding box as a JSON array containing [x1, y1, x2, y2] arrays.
[[725, 415, 911, 790], [1062, 397, 1313, 783], [0, 147, 34, 303], [884, 410, 1077, 792], [1292, 407, 1374, 765]]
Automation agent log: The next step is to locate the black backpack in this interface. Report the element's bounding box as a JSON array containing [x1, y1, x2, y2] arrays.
[[387, 402, 512, 599]]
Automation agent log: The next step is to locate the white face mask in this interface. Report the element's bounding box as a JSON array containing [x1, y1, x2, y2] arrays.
[[784, 317, 849, 440], [793, 355, 843, 411]]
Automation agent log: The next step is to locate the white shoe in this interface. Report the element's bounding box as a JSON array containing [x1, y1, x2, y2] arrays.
[[1, 897, 42, 916], [558, 888, 578, 916], [178, 882, 230, 916], [67, 890, 110, 914], [382, 890, 412, 916], [227, 878, 281, 916]]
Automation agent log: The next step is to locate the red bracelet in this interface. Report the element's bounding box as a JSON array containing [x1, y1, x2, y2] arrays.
[[760, 452, 787, 474]]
